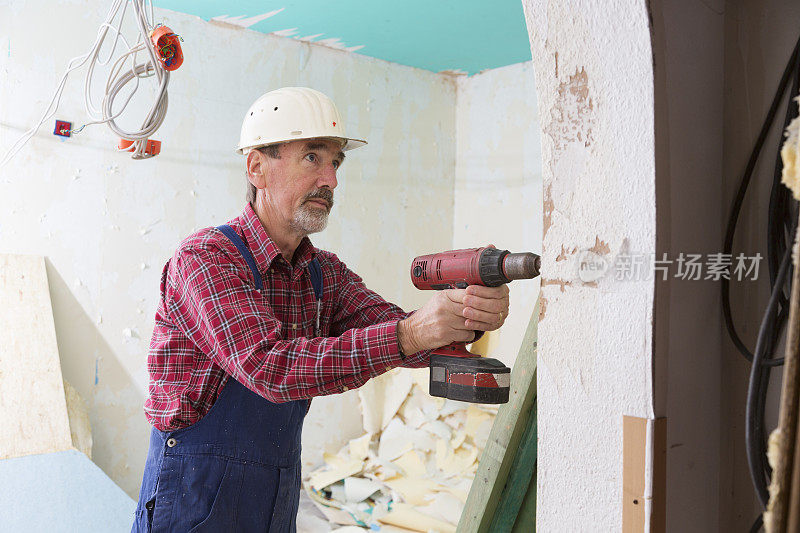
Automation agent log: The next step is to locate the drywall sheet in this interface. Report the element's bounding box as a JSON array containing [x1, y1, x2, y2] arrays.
[[63, 379, 93, 458], [0, 254, 72, 459], [0, 449, 135, 531]]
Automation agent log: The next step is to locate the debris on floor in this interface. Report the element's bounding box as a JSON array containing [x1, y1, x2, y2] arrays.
[[303, 367, 497, 532]]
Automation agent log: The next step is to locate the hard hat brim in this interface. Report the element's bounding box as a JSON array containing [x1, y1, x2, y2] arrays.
[[237, 135, 367, 155]]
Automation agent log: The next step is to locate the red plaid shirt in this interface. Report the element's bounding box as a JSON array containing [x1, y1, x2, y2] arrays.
[[144, 204, 428, 431]]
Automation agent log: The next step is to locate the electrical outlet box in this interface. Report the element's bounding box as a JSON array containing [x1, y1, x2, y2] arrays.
[[54, 120, 71, 138]]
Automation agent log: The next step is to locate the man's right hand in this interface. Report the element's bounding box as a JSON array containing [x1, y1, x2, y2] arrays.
[[397, 284, 510, 355]]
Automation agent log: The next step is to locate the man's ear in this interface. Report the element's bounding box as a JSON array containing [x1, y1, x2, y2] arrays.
[[246, 150, 267, 189]]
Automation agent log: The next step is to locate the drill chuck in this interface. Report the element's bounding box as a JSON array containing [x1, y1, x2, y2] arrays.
[[503, 252, 541, 281]]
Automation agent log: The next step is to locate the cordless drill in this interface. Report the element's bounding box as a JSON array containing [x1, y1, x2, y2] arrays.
[[410, 247, 541, 404]]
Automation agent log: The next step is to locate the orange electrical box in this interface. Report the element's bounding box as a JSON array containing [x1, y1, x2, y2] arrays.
[[150, 26, 183, 71]]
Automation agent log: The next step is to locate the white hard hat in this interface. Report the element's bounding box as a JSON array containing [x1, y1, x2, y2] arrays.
[[237, 87, 367, 154]]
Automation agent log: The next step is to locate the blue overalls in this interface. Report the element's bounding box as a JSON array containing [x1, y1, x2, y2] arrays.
[[132, 225, 323, 532]]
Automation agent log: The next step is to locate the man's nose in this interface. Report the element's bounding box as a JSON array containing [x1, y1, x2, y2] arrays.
[[317, 164, 338, 189]]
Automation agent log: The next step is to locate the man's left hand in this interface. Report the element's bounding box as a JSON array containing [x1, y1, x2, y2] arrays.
[[459, 284, 510, 331]]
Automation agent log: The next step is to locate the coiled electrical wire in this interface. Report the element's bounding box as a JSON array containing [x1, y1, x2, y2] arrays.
[[0, 0, 169, 164], [722, 31, 800, 532]]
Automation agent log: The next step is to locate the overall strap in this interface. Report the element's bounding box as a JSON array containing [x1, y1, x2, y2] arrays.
[[308, 257, 323, 337], [216, 225, 263, 291], [217, 224, 323, 300], [308, 257, 323, 300]]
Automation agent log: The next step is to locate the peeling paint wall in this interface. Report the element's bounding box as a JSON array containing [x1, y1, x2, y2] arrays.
[[453, 61, 542, 367], [0, 1, 456, 497], [522, 1, 657, 529]]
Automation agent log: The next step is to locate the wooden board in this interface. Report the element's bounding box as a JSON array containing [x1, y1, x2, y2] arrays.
[[511, 460, 537, 533], [623, 416, 666, 533], [766, 211, 800, 532], [457, 299, 539, 533], [488, 398, 537, 532], [0, 254, 72, 459]]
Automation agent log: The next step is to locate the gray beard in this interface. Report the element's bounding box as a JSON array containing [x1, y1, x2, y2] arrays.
[[290, 202, 329, 234]]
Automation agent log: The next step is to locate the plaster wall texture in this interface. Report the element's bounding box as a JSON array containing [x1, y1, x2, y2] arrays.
[[522, 1, 657, 530], [0, 1, 456, 497], [453, 61, 542, 367]]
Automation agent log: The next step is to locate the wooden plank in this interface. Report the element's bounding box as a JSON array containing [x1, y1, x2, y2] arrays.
[[788, 404, 800, 531], [623, 416, 667, 533], [457, 299, 539, 533], [766, 211, 800, 532], [0, 254, 72, 459], [511, 459, 537, 533], [487, 397, 537, 532], [623, 416, 647, 532]]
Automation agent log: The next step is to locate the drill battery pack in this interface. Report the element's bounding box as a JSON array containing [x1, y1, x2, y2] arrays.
[[428, 354, 511, 404]]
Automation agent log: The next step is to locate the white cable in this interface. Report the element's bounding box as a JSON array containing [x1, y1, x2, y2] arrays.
[[1, 0, 174, 166], [105, 62, 169, 140], [0, 0, 131, 166], [0, 14, 119, 166]]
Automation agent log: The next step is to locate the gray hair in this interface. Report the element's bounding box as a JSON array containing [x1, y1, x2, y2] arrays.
[[246, 144, 281, 204]]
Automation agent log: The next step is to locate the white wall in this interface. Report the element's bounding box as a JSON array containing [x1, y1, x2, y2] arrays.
[[0, 1, 456, 497], [523, 1, 657, 530], [453, 61, 542, 367]]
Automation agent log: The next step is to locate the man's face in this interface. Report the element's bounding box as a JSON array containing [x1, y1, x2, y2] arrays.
[[257, 138, 345, 235]]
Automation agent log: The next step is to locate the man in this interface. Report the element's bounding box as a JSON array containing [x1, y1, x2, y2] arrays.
[[132, 87, 510, 532]]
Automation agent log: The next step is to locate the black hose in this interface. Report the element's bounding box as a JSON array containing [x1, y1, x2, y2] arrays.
[[749, 513, 763, 533], [746, 246, 792, 507], [722, 34, 800, 362], [767, 62, 800, 310]]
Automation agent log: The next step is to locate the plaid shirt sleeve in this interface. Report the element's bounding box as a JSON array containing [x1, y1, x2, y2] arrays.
[[167, 243, 425, 404], [325, 252, 430, 369]]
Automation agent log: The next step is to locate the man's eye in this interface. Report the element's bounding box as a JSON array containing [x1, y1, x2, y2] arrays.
[[333, 160, 340, 169], [305, 153, 317, 162]]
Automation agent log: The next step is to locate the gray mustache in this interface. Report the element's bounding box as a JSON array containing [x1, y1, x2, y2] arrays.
[[305, 189, 334, 207]]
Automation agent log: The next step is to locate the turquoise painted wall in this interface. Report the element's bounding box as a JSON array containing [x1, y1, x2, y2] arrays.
[[154, 0, 532, 74]]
